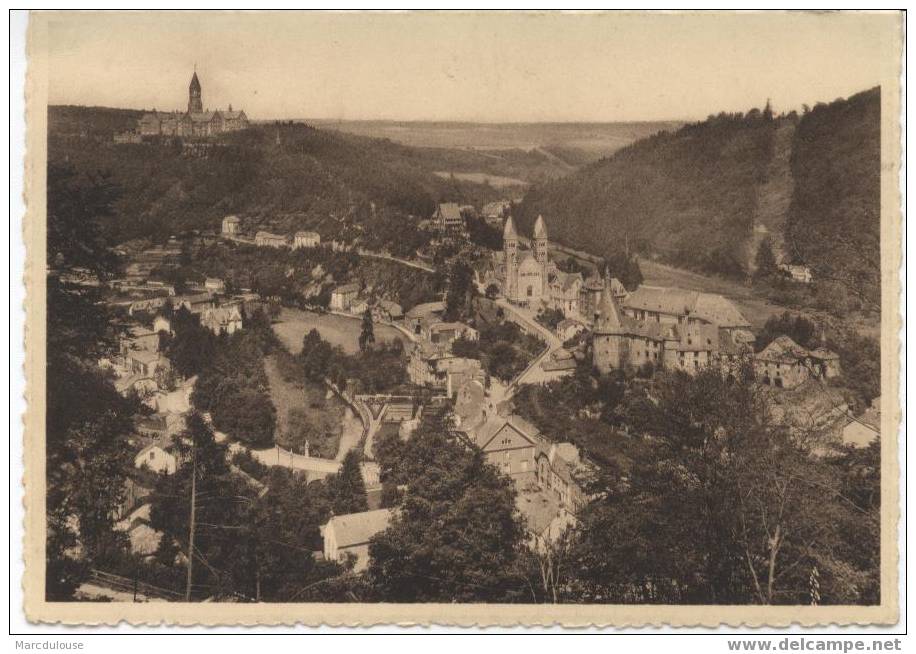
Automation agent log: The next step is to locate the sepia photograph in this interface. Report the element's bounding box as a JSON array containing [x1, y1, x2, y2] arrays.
[[17, 9, 903, 629]]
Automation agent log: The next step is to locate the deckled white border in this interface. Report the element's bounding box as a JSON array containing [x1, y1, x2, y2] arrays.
[[10, 8, 906, 634]]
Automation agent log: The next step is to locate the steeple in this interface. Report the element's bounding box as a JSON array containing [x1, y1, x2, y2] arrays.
[[188, 70, 203, 114], [533, 214, 548, 240], [503, 215, 518, 241]]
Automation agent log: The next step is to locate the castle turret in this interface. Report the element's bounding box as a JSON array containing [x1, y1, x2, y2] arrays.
[[188, 71, 203, 114], [592, 286, 627, 373]]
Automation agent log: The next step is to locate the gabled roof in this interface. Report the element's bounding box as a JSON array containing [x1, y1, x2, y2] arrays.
[[756, 335, 812, 364], [324, 508, 393, 548], [434, 203, 463, 222], [474, 415, 541, 451]]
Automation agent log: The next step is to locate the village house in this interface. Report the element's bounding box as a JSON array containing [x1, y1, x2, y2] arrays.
[[473, 415, 541, 483], [221, 214, 240, 236], [293, 231, 321, 249], [839, 397, 880, 448], [548, 270, 584, 316], [371, 300, 404, 323], [407, 341, 480, 389], [482, 200, 512, 227], [120, 326, 161, 356], [204, 277, 225, 293], [254, 231, 288, 248], [330, 283, 360, 311], [535, 442, 591, 515], [321, 508, 394, 572], [128, 296, 169, 317], [404, 300, 446, 335], [133, 413, 186, 475], [421, 321, 479, 346], [115, 503, 163, 557], [199, 305, 243, 335], [754, 335, 841, 389], [779, 263, 813, 283], [431, 202, 466, 232]]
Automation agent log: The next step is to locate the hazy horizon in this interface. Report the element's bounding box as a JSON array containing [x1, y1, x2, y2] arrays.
[[42, 12, 897, 123]]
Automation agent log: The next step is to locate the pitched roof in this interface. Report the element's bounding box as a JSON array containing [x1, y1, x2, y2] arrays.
[[406, 300, 446, 319], [189, 71, 201, 91], [756, 335, 812, 364], [624, 286, 750, 328], [295, 230, 319, 239], [435, 203, 463, 222], [324, 508, 393, 548]]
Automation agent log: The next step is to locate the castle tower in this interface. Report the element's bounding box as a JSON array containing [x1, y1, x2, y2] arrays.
[[533, 214, 549, 295], [188, 71, 203, 114], [503, 215, 519, 302], [592, 285, 627, 374]]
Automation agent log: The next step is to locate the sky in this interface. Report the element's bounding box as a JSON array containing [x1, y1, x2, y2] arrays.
[[41, 11, 900, 123]]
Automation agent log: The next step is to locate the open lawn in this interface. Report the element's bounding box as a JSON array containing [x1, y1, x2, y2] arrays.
[[272, 308, 405, 355], [264, 354, 345, 459]]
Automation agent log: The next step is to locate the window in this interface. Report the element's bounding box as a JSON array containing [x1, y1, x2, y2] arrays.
[[149, 451, 155, 460]]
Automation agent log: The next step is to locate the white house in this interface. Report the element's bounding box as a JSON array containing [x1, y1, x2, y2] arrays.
[[293, 231, 321, 249], [321, 508, 394, 572], [222, 215, 240, 236], [330, 283, 360, 311]]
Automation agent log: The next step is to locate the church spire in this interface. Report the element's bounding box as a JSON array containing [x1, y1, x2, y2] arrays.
[[188, 69, 203, 114]]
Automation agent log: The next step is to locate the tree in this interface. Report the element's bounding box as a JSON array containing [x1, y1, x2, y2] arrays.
[[754, 236, 779, 279], [359, 306, 375, 352], [46, 164, 135, 599], [327, 450, 368, 515], [367, 414, 527, 602], [485, 283, 500, 300], [444, 260, 476, 321], [564, 364, 879, 605], [300, 328, 333, 382]]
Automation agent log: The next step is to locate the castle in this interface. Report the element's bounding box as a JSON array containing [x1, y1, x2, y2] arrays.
[[137, 71, 249, 139], [592, 281, 754, 375]]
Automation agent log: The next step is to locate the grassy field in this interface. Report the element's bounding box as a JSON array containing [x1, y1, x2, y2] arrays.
[[272, 308, 405, 355], [308, 119, 682, 164], [264, 354, 345, 459], [433, 171, 528, 188]]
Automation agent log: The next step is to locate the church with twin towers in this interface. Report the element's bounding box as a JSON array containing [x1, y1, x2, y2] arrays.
[[501, 214, 554, 306]]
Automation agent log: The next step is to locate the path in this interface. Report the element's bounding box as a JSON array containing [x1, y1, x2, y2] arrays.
[[356, 248, 437, 273]]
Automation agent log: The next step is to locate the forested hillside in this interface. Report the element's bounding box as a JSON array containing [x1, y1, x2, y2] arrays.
[[516, 110, 779, 277], [47, 111, 502, 245], [517, 88, 882, 304], [784, 87, 881, 310]]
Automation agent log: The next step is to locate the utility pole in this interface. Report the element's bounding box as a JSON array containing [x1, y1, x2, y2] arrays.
[[185, 443, 197, 602]]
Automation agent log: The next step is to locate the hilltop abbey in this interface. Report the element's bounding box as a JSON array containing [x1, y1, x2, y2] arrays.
[[137, 71, 249, 139]]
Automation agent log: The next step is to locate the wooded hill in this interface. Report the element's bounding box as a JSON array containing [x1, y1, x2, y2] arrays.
[[516, 88, 881, 306], [47, 110, 505, 245]]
